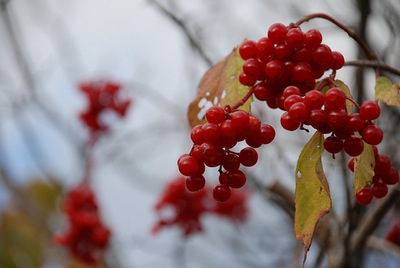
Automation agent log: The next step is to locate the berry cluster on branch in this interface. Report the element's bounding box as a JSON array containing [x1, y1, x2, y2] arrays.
[[54, 185, 111, 265], [152, 176, 249, 236], [180, 20, 399, 205], [349, 146, 399, 205]]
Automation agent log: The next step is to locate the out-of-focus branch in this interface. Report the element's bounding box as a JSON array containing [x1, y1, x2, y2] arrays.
[[149, 0, 213, 66], [367, 235, 400, 259], [0, 0, 86, 159], [350, 184, 400, 252], [345, 60, 400, 77]]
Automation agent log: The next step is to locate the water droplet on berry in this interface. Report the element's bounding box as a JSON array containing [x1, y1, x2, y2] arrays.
[[297, 171, 302, 179]]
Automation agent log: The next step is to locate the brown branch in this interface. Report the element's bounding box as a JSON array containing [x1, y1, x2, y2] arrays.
[[294, 13, 377, 62], [350, 184, 400, 253], [149, 0, 213, 66], [345, 60, 400, 77]]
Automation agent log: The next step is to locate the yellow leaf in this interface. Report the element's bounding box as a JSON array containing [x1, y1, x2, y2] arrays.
[[353, 143, 375, 194], [294, 132, 331, 262], [187, 43, 252, 128], [375, 76, 400, 106]]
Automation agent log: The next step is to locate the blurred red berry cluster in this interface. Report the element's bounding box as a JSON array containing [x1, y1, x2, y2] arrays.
[[54, 185, 111, 265], [152, 176, 249, 237], [79, 81, 131, 142], [386, 222, 400, 247]]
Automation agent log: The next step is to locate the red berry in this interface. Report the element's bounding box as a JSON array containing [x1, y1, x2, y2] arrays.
[[283, 86, 301, 98], [304, 90, 324, 110], [222, 153, 240, 171], [309, 109, 327, 130], [382, 167, 399, 185], [280, 112, 300, 131], [324, 136, 343, 154], [371, 181, 388, 198], [284, 94, 303, 111], [205, 106, 225, 124], [343, 136, 364, 156], [255, 124, 275, 144], [312, 44, 333, 66], [327, 110, 348, 129], [257, 37, 274, 61], [178, 155, 199, 176], [361, 124, 383, 145], [355, 187, 373, 206], [360, 100, 381, 121], [239, 40, 257, 60], [190, 125, 204, 144], [265, 60, 285, 79], [292, 62, 313, 82], [274, 44, 293, 61], [324, 87, 346, 110], [213, 184, 231, 202], [230, 110, 250, 129], [186, 175, 206, 192], [253, 82, 274, 101], [239, 147, 258, 167], [268, 23, 288, 44], [329, 51, 345, 70], [304, 29, 322, 48], [288, 102, 309, 123], [285, 27, 304, 48], [239, 71, 257, 87], [346, 113, 366, 132], [201, 122, 220, 142], [243, 58, 264, 79], [226, 169, 247, 188]]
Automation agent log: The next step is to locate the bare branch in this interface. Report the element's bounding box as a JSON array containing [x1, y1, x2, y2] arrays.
[[350, 184, 400, 252], [149, 0, 213, 66]]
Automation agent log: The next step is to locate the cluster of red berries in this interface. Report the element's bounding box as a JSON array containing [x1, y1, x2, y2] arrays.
[[236, 23, 398, 205], [152, 176, 249, 236], [54, 185, 111, 265], [239, 24, 344, 108], [79, 81, 131, 141], [177, 106, 275, 202], [279, 85, 384, 157], [349, 146, 399, 205]]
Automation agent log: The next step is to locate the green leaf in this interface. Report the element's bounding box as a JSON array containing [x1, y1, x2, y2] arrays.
[[187, 42, 252, 128], [375, 76, 400, 106], [335, 80, 354, 114], [294, 131, 331, 262], [353, 142, 375, 194]]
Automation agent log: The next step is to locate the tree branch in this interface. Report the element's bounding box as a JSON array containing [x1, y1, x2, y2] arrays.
[[350, 184, 400, 252], [149, 0, 213, 66]]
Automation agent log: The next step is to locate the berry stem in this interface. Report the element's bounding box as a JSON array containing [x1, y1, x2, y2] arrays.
[[295, 13, 378, 65], [230, 87, 255, 110]]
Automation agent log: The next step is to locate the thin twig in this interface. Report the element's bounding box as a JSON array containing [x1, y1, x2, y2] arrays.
[[350, 184, 400, 252], [148, 0, 213, 66]]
